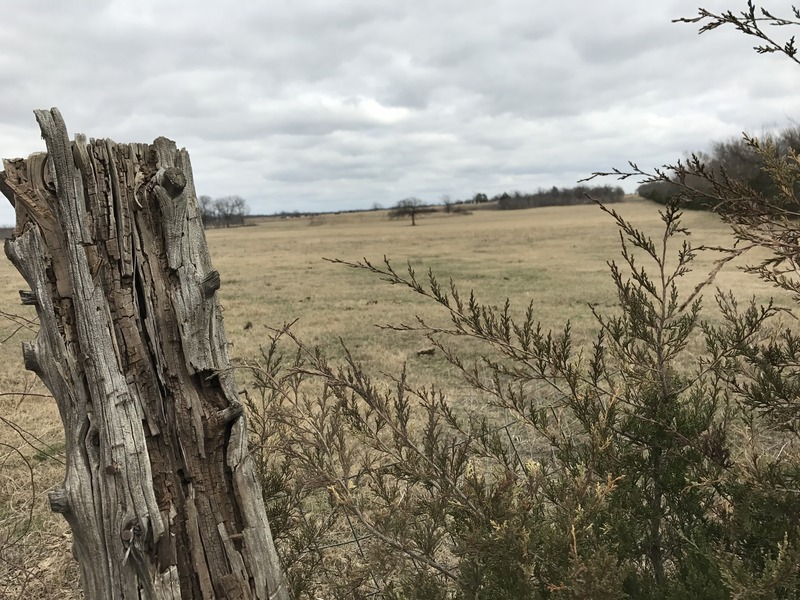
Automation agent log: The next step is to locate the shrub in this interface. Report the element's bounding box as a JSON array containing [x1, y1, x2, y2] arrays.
[[245, 197, 800, 598]]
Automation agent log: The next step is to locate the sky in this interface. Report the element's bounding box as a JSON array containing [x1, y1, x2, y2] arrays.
[[0, 0, 797, 223]]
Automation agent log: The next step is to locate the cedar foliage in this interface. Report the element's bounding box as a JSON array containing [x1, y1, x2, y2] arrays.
[[246, 3, 800, 598]]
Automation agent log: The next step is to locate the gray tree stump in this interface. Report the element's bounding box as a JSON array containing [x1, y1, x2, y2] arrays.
[[0, 108, 288, 599]]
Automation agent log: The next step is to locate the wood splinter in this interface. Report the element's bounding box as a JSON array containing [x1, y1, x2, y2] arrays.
[[19, 289, 37, 305], [215, 402, 244, 427]]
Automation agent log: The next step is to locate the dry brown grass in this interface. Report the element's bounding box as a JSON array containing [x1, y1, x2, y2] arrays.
[[0, 197, 793, 596], [215, 199, 791, 381]]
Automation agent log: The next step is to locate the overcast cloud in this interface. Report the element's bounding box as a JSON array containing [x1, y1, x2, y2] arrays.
[[0, 0, 797, 223]]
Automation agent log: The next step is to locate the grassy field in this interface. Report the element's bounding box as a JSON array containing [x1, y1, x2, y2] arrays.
[[213, 198, 791, 382], [0, 197, 795, 597]]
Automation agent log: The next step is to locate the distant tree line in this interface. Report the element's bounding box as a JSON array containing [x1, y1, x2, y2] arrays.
[[637, 124, 800, 209], [198, 195, 249, 227], [384, 187, 626, 225], [269, 210, 319, 219], [494, 185, 625, 210]]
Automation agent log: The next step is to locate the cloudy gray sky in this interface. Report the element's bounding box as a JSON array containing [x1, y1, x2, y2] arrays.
[[0, 0, 797, 223]]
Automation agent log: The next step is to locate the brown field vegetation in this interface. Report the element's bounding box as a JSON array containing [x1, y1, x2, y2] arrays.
[[222, 199, 788, 371], [0, 197, 794, 597]]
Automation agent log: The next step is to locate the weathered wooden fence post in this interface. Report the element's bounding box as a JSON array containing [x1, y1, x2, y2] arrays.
[[0, 108, 289, 599]]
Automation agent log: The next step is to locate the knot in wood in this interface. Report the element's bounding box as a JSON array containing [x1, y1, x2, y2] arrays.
[[201, 270, 221, 298], [121, 519, 141, 543], [161, 166, 186, 198], [48, 487, 70, 514], [22, 342, 41, 374]]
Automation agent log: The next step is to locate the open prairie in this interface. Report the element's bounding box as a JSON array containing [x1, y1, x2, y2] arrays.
[[211, 198, 793, 381], [0, 197, 795, 597]]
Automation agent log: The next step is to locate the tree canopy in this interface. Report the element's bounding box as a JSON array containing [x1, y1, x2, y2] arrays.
[[637, 124, 800, 209], [198, 194, 249, 227], [388, 197, 437, 225]]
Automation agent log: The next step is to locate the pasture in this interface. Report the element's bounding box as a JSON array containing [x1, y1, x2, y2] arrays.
[[214, 199, 787, 373], [0, 197, 793, 597]]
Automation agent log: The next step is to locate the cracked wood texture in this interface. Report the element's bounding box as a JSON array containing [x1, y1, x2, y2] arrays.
[[0, 108, 288, 600]]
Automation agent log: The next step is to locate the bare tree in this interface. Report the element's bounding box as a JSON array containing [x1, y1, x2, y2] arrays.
[[388, 197, 437, 226], [198, 194, 214, 226], [0, 108, 287, 599], [213, 195, 249, 227]]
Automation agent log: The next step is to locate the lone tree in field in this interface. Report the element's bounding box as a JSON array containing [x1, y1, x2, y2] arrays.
[[388, 197, 436, 226], [0, 108, 288, 599]]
